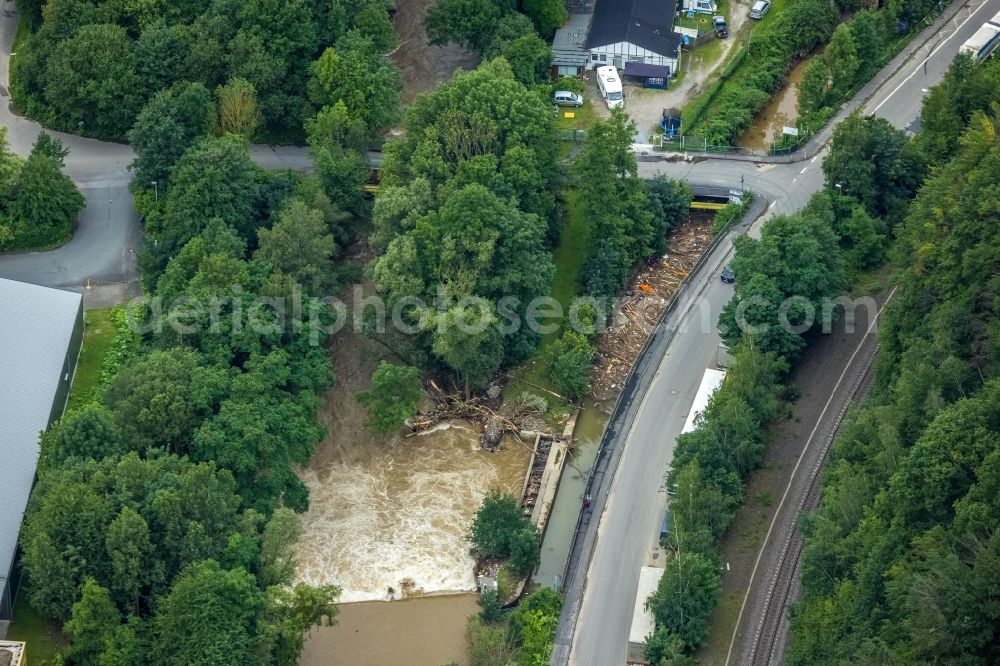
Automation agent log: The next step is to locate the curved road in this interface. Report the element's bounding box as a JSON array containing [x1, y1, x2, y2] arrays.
[[0, 5, 994, 662], [0, 9, 311, 289], [554, 0, 1000, 664]]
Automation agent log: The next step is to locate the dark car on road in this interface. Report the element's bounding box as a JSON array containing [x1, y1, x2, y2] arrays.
[[721, 265, 735, 283], [713, 15, 728, 37]]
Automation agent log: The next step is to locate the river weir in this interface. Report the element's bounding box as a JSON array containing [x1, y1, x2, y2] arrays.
[[295, 422, 530, 602]]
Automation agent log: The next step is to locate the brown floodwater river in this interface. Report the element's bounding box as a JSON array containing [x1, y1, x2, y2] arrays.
[[295, 422, 531, 602], [740, 56, 812, 150], [301, 593, 480, 666]]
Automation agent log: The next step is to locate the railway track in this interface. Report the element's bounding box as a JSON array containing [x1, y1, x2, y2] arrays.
[[727, 288, 896, 666], [748, 347, 878, 666]]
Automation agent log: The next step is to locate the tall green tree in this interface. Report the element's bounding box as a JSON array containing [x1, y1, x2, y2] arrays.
[[645, 552, 720, 650], [548, 331, 594, 399], [433, 304, 505, 395], [217, 78, 262, 139], [63, 578, 122, 666], [577, 109, 655, 297], [825, 24, 859, 97], [150, 560, 265, 666], [143, 135, 263, 278], [8, 133, 85, 247], [308, 34, 401, 131], [128, 82, 216, 189], [42, 23, 144, 136], [521, 0, 567, 37], [44, 404, 124, 466], [822, 112, 924, 217], [645, 176, 693, 255], [255, 199, 338, 294], [356, 361, 424, 438]]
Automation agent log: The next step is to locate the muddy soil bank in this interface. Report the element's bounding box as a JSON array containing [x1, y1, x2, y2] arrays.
[[390, 0, 479, 104]]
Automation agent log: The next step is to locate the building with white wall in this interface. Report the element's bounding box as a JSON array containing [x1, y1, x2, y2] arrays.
[[586, 0, 681, 76]]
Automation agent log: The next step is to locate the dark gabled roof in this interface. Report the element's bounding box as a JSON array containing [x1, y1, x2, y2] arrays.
[[586, 0, 681, 58], [623, 62, 671, 78]]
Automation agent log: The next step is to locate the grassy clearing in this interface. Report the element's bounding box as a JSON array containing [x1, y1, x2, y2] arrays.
[[556, 99, 599, 132], [6, 591, 68, 665], [505, 190, 591, 407], [697, 588, 743, 665], [67, 308, 116, 411]]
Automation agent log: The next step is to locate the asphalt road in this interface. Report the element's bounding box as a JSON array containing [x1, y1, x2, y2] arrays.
[[558, 0, 1000, 663], [0, 9, 318, 290]]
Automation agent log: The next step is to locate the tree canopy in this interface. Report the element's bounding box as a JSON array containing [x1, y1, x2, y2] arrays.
[[371, 60, 559, 385], [0, 130, 83, 251], [13, 0, 401, 141], [788, 105, 1000, 666]]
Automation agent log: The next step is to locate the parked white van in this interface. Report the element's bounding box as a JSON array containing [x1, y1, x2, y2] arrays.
[[596, 66, 623, 109]]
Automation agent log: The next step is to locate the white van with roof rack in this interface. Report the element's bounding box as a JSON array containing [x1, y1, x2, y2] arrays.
[[596, 66, 623, 109]]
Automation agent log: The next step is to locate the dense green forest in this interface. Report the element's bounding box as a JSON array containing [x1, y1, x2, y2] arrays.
[[17, 5, 386, 654], [787, 54, 1000, 665], [22, 130, 349, 661], [644, 74, 936, 666], [12, 0, 401, 140]]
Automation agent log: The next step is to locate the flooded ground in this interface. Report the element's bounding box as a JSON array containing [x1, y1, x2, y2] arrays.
[[297, 421, 530, 601], [390, 0, 480, 104], [533, 402, 610, 587], [294, 303, 531, 602], [301, 594, 479, 666], [740, 57, 811, 150]]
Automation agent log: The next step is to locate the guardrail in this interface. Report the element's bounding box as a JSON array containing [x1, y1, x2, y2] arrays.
[[556, 192, 764, 597]]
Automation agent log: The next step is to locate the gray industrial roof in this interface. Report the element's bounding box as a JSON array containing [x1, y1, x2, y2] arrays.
[[0, 278, 82, 607]]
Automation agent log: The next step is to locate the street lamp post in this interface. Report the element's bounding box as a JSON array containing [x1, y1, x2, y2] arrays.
[[151, 180, 158, 203]]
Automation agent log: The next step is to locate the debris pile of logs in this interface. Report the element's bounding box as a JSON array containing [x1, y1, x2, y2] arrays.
[[591, 215, 714, 400], [406, 380, 541, 450]]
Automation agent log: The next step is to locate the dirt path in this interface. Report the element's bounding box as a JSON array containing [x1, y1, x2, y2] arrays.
[[695, 276, 892, 666], [621, 0, 755, 142], [390, 0, 480, 104]]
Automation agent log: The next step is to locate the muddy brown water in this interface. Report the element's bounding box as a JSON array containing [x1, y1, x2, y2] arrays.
[[300, 593, 479, 666], [294, 281, 530, 660], [740, 57, 812, 150], [296, 420, 531, 602]]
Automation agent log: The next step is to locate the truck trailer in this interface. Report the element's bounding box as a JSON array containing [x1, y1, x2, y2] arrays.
[[960, 10, 1000, 60]]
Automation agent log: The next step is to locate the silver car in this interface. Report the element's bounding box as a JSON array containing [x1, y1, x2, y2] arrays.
[[553, 90, 584, 107], [749, 0, 770, 18]]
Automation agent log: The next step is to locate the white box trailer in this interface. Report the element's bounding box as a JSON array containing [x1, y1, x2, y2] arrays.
[[681, 368, 727, 434], [596, 65, 624, 109], [628, 566, 666, 663], [960, 10, 1000, 60]]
